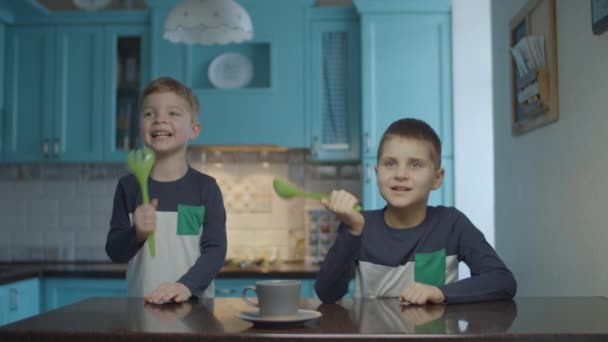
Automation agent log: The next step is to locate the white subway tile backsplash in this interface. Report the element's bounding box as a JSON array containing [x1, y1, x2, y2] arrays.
[[43, 231, 75, 246], [26, 199, 60, 231], [59, 214, 92, 230], [0, 214, 26, 232], [14, 231, 44, 247], [90, 198, 114, 217], [27, 199, 59, 216], [40, 181, 76, 198], [77, 179, 117, 198], [74, 230, 107, 246], [0, 199, 27, 216], [9, 181, 43, 199], [26, 215, 60, 231], [60, 199, 91, 216]]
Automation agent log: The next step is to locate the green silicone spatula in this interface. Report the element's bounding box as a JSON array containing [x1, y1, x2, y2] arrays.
[[127, 147, 156, 257], [273, 177, 362, 211]]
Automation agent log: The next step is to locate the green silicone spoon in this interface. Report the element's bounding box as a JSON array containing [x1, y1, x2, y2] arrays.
[[127, 147, 156, 257], [273, 177, 362, 211]]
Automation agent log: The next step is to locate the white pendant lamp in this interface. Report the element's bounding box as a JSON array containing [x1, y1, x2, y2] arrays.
[[164, 0, 254, 45], [72, 0, 112, 11]]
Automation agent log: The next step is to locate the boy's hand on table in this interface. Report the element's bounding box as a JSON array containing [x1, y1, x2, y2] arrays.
[[144, 282, 192, 304], [321, 190, 365, 236], [134, 198, 158, 242], [400, 282, 445, 305]]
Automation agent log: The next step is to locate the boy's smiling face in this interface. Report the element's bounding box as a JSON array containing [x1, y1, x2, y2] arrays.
[[140, 91, 200, 157], [375, 136, 444, 212]]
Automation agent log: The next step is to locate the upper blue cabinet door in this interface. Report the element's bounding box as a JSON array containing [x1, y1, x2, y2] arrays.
[[4, 25, 104, 162], [309, 11, 361, 162], [4, 26, 55, 162], [0, 21, 6, 162], [356, 1, 452, 160], [53, 25, 105, 162]]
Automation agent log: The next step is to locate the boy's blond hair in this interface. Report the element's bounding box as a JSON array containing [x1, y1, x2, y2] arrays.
[[140, 77, 200, 123]]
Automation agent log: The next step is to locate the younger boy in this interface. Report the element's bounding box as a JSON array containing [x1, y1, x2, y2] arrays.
[[315, 118, 516, 304], [106, 77, 227, 304]]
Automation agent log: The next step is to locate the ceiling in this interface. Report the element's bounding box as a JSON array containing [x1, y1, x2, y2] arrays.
[[36, 0, 147, 11], [36, 0, 351, 11]]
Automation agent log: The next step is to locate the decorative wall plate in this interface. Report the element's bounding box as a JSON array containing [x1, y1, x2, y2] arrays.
[[208, 52, 254, 89]]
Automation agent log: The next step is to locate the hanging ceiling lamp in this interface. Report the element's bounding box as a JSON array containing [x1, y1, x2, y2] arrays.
[[164, 0, 254, 45], [72, 0, 112, 11]]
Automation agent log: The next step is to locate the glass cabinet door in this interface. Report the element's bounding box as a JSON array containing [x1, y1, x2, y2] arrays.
[[116, 36, 141, 152], [104, 25, 147, 161]]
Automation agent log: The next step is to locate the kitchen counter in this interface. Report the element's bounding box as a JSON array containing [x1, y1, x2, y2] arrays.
[[2, 296, 607, 341], [0, 262, 320, 285]]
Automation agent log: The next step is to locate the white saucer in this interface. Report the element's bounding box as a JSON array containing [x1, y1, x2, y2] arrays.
[[238, 309, 322, 328]]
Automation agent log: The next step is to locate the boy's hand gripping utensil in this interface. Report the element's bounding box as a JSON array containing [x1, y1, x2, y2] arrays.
[[272, 177, 362, 211], [127, 147, 156, 257]]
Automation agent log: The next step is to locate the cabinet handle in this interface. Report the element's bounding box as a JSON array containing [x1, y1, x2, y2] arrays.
[[312, 136, 319, 157], [364, 132, 371, 154], [53, 139, 60, 158], [9, 288, 18, 311], [43, 138, 50, 158]]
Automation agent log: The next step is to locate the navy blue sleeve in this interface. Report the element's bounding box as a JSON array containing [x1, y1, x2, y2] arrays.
[[315, 224, 361, 304], [439, 214, 517, 303], [178, 179, 227, 296], [106, 179, 144, 263]]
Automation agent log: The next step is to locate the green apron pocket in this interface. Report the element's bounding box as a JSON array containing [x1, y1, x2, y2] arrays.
[[414, 248, 446, 286], [177, 205, 205, 235]]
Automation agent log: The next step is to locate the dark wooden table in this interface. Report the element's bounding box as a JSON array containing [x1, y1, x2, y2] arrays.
[[2, 297, 607, 341]]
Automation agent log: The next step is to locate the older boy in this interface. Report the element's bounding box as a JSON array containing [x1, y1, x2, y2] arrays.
[[315, 118, 516, 304], [106, 77, 227, 304]]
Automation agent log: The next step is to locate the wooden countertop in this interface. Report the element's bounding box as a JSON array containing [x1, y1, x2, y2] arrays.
[[0, 262, 320, 284], [2, 297, 608, 341]]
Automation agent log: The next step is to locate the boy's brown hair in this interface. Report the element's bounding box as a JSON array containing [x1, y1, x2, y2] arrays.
[[140, 77, 200, 123], [376, 118, 442, 168]]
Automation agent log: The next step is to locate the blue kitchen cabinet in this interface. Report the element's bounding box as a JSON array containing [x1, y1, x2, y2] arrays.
[[146, 0, 314, 148], [355, 0, 453, 210], [215, 278, 263, 298], [215, 278, 316, 299], [0, 10, 10, 162], [42, 277, 127, 312], [3, 26, 54, 162], [0, 278, 40, 326], [4, 25, 105, 162], [0, 24, 4, 162], [0, 284, 6, 326], [6, 278, 40, 325], [308, 9, 361, 162]]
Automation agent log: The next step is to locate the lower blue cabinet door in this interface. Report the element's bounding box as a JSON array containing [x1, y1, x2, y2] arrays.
[[42, 277, 127, 312]]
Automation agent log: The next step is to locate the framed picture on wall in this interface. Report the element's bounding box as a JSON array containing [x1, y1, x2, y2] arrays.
[[508, 0, 559, 136], [592, 0, 608, 35]]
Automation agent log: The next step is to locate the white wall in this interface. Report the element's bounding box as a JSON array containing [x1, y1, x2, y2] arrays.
[[492, 0, 608, 296], [452, 0, 494, 278], [452, 0, 494, 245]]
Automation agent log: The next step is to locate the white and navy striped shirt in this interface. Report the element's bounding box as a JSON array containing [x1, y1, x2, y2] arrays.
[[106, 167, 227, 298], [315, 206, 516, 304]]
